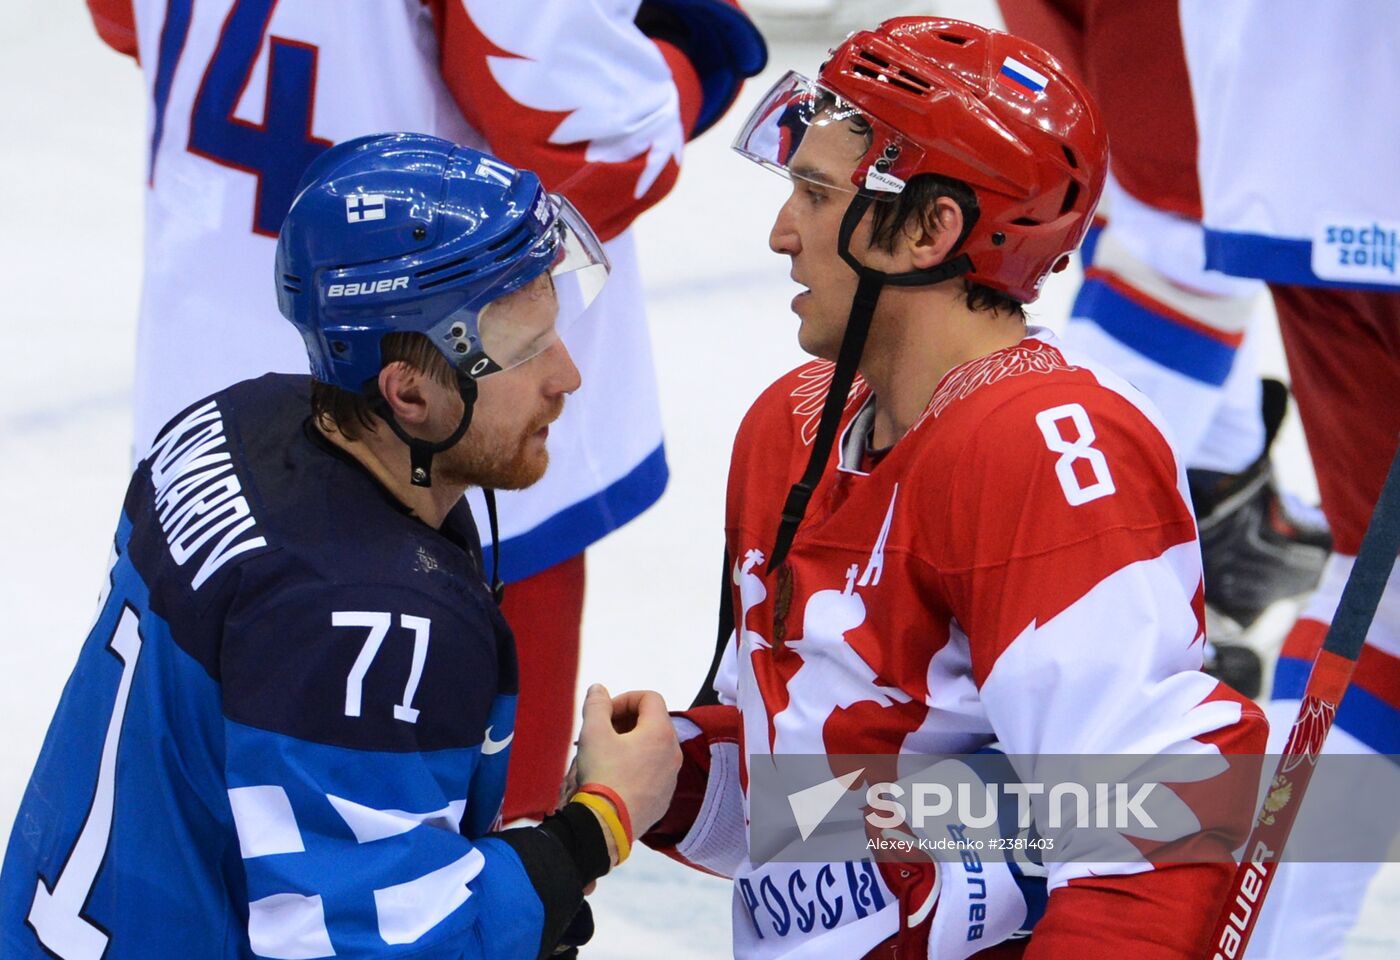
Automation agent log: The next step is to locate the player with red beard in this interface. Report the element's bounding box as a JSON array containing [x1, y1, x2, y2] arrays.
[[84, 0, 766, 823]]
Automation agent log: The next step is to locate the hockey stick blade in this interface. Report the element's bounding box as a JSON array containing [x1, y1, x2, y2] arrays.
[[1205, 437, 1400, 960]]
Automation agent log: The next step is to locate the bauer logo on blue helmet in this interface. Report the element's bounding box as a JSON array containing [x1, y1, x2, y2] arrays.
[[327, 277, 410, 298]]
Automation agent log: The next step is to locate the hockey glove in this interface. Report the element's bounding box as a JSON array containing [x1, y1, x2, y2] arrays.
[[635, 0, 768, 135]]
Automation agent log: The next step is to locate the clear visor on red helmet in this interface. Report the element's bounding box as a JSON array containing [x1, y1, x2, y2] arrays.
[[444, 194, 609, 378], [732, 71, 926, 201]]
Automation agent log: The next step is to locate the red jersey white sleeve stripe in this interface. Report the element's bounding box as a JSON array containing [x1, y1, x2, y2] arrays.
[[935, 348, 1268, 957]]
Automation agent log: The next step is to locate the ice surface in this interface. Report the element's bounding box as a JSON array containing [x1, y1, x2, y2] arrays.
[[0, 1, 1392, 956]]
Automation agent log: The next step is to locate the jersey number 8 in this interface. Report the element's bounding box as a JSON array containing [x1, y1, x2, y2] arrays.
[[1035, 403, 1116, 506]]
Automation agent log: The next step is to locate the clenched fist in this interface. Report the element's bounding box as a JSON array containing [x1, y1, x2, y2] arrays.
[[574, 684, 682, 838]]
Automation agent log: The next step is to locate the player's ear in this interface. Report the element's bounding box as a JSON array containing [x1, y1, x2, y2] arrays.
[[377, 362, 431, 427], [906, 196, 964, 270]]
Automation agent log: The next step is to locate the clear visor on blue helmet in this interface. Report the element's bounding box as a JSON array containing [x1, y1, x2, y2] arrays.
[[732, 71, 924, 201], [440, 194, 609, 378]]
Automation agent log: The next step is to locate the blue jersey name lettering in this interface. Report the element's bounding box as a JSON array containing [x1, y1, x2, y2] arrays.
[[148, 400, 268, 589]]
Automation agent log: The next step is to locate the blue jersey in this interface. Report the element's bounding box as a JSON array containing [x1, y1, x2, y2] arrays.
[[1, 375, 571, 959]]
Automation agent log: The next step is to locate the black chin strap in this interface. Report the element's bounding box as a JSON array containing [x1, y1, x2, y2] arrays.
[[766, 193, 974, 575], [377, 371, 479, 488], [768, 270, 882, 575], [483, 488, 504, 604], [373, 371, 505, 604]]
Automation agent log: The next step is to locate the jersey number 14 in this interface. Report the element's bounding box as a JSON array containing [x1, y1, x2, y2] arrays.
[[153, 0, 332, 237]]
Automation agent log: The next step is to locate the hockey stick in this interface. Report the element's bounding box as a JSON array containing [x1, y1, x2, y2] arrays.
[[1205, 438, 1400, 960]]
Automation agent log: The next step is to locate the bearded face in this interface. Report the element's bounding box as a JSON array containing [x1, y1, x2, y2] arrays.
[[438, 385, 566, 491], [436, 274, 579, 491]]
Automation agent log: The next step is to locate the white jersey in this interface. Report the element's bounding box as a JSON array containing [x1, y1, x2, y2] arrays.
[[111, 0, 695, 580], [1181, 0, 1400, 289]]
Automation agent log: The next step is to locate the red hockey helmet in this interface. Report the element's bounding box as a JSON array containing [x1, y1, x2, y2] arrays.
[[735, 17, 1107, 303]]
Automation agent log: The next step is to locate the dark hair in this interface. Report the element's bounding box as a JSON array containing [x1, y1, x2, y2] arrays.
[[867, 172, 1027, 319], [310, 333, 457, 440], [823, 99, 1027, 319]]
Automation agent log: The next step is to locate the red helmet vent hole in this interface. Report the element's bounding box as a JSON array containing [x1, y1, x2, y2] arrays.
[[855, 51, 933, 94], [1061, 145, 1079, 169], [937, 32, 969, 45], [1059, 180, 1082, 217], [853, 62, 929, 97]]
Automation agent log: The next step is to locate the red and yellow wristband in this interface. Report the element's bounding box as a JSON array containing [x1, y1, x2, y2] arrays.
[[569, 783, 633, 865]]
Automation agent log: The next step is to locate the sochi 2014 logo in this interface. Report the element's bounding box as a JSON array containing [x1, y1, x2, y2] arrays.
[[1313, 216, 1399, 284]]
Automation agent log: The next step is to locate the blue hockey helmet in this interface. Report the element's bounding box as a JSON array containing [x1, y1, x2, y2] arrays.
[[275, 133, 609, 394]]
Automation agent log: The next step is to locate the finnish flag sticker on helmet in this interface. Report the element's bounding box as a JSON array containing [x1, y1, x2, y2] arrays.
[[346, 194, 388, 223]]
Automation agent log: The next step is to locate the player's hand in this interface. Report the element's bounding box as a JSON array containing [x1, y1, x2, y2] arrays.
[[575, 684, 681, 840]]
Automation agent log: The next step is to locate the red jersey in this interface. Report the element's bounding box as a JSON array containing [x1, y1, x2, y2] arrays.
[[701, 328, 1266, 959]]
